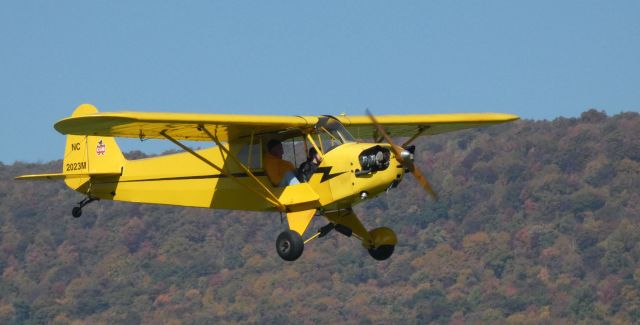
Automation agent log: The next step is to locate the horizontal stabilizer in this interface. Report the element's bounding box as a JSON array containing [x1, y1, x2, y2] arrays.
[[15, 172, 122, 181]]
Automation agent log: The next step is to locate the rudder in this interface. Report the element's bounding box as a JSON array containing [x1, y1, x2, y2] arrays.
[[63, 104, 126, 177]]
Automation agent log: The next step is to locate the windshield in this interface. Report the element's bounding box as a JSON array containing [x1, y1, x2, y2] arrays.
[[312, 117, 355, 154], [316, 116, 355, 144]]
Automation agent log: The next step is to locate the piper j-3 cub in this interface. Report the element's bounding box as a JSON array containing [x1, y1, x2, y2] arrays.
[[17, 104, 518, 261]]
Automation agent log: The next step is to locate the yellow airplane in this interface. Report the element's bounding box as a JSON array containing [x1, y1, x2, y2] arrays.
[[17, 104, 518, 261]]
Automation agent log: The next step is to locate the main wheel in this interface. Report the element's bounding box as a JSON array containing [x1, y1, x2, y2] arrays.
[[368, 245, 395, 261], [276, 230, 304, 261], [71, 207, 82, 218], [367, 227, 397, 261]]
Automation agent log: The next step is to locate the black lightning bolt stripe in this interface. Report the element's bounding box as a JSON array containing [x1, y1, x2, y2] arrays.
[[315, 166, 346, 183]]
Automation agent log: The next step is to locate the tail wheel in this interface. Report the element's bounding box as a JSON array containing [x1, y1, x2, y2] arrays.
[[368, 245, 395, 261], [276, 230, 304, 261], [71, 207, 82, 218], [367, 227, 397, 261]]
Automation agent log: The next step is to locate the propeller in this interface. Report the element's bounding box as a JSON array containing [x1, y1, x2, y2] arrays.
[[366, 109, 438, 201]]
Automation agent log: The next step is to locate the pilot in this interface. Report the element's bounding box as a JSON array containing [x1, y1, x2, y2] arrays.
[[297, 147, 322, 183], [264, 139, 300, 187]]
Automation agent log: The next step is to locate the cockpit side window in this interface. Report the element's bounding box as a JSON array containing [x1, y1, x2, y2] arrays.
[[237, 139, 262, 170]]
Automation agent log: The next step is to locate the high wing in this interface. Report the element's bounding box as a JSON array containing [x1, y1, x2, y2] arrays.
[[337, 113, 520, 140], [54, 105, 518, 142], [54, 110, 319, 142]]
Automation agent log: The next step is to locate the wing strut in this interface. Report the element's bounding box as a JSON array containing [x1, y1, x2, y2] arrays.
[[401, 125, 430, 147], [160, 130, 286, 212], [306, 134, 323, 159]]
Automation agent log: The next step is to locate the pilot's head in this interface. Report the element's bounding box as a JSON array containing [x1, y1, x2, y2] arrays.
[[267, 139, 284, 158], [308, 147, 322, 163]]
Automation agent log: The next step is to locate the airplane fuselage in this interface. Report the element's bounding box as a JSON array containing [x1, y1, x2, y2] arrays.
[[73, 141, 404, 212]]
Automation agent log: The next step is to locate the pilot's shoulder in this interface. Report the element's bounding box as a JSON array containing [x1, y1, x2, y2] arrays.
[[283, 160, 295, 170]]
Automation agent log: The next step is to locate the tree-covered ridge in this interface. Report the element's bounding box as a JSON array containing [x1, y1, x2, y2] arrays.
[[0, 110, 639, 324]]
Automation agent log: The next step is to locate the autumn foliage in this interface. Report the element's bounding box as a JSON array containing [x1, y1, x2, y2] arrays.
[[1, 109, 639, 324]]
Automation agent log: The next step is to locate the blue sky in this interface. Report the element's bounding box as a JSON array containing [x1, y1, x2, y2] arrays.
[[1, 1, 639, 163]]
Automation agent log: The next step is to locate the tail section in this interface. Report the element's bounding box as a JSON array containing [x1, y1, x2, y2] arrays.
[[16, 104, 126, 192], [63, 104, 125, 175], [61, 104, 126, 189]]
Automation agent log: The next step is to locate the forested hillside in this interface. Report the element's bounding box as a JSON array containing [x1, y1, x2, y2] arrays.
[[1, 110, 639, 324]]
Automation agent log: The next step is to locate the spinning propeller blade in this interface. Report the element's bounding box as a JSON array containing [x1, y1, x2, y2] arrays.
[[366, 109, 438, 201]]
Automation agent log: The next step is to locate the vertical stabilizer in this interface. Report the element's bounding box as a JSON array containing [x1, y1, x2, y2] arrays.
[[62, 104, 126, 189]]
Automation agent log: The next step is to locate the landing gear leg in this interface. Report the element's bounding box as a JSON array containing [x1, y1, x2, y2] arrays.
[[276, 209, 316, 261], [72, 197, 98, 218]]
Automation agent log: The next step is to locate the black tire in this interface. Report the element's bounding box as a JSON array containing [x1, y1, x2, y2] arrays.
[[276, 230, 304, 261], [72, 207, 82, 218], [368, 245, 394, 261]]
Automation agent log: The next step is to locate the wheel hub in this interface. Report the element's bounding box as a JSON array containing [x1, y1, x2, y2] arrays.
[[278, 240, 291, 254]]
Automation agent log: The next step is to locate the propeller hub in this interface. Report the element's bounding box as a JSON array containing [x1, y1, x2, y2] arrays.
[[400, 150, 413, 162]]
